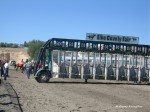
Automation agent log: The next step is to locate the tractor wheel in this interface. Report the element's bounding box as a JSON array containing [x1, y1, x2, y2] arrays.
[[37, 71, 50, 83]]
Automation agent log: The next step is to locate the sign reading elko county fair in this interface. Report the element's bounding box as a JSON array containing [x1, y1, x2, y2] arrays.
[[86, 33, 139, 44]]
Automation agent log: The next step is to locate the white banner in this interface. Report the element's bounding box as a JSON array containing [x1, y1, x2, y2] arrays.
[[86, 33, 139, 44]]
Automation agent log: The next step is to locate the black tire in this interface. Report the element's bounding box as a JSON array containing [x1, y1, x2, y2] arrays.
[[37, 71, 50, 83], [85, 79, 88, 83], [35, 77, 40, 82]]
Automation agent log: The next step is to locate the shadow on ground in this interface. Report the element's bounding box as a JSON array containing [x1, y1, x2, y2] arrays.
[[0, 110, 5, 112], [47, 81, 150, 85]]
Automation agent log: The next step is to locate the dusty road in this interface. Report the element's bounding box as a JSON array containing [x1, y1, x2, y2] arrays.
[[1, 69, 150, 112]]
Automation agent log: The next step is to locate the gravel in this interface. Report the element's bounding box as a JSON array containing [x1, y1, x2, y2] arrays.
[[1, 69, 150, 112]]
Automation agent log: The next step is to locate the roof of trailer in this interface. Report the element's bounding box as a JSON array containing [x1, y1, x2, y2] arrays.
[[49, 38, 150, 46]]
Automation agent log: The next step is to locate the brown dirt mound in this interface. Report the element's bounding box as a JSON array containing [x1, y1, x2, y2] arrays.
[[0, 47, 29, 63]]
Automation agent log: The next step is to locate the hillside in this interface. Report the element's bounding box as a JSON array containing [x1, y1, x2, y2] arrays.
[[0, 47, 30, 63]]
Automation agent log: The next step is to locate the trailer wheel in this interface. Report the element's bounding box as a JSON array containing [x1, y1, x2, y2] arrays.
[[37, 71, 50, 83], [85, 79, 88, 83], [35, 77, 40, 82]]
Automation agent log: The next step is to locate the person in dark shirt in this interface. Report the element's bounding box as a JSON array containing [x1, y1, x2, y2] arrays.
[[0, 60, 4, 77], [4, 60, 9, 80]]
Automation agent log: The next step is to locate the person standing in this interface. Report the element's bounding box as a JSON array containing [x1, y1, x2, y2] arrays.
[[21, 59, 24, 63], [4, 60, 9, 80], [0, 60, 3, 77], [21, 59, 24, 73], [26, 62, 31, 79]]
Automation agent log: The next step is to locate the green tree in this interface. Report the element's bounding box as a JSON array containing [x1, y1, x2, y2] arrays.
[[0, 42, 6, 47], [12, 44, 19, 48], [27, 40, 45, 59], [0, 42, 19, 48], [24, 41, 28, 47], [7, 43, 13, 47]]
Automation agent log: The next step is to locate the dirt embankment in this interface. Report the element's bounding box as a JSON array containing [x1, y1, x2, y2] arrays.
[[0, 47, 30, 63]]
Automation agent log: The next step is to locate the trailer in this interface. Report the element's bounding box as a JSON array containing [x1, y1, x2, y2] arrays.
[[34, 38, 150, 83]]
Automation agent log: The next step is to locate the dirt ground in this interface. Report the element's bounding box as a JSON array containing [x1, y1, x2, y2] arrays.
[[1, 68, 150, 112], [0, 82, 16, 112]]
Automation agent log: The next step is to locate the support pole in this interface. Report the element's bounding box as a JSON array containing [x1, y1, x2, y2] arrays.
[[115, 54, 117, 67], [145, 56, 148, 68], [144, 56, 146, 68], [110, 54, 112, 65], [63, 51, 67, 76], [75, 52, 78, 64], [148, 57, 150, 82], [48, 49, 52, 70], [145, 56, 150, 82], [121, 55, 123, 66], [116, 54, 119, 81], [84, 52, 90, 83], [136, 55, 138, 67], [138, 56, 141, 82], [51, 50, 53, 75], [132, 55, 134, 67], [93, 52, 96, 79], [125, 55, 128, 79], [63, 51, 66, 64], [58, 50, 61, 78], [81, 52, 84, 79], [99, 53, 101, 64], [99, 53, 102, 77], [87, 52, 89, 65], [127, 56, 131, 81], [69, 52, 73, 78], [87, 52, 90, 76], [125, 55, 127, 67], [104, 53, 107, 80]]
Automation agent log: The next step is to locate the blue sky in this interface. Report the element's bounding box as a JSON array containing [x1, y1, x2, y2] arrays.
[[0, 0, 150, 45]]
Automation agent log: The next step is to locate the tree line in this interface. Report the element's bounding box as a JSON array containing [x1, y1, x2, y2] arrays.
[[0, 40, 45, 60], [0, 42, 19, 48]]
